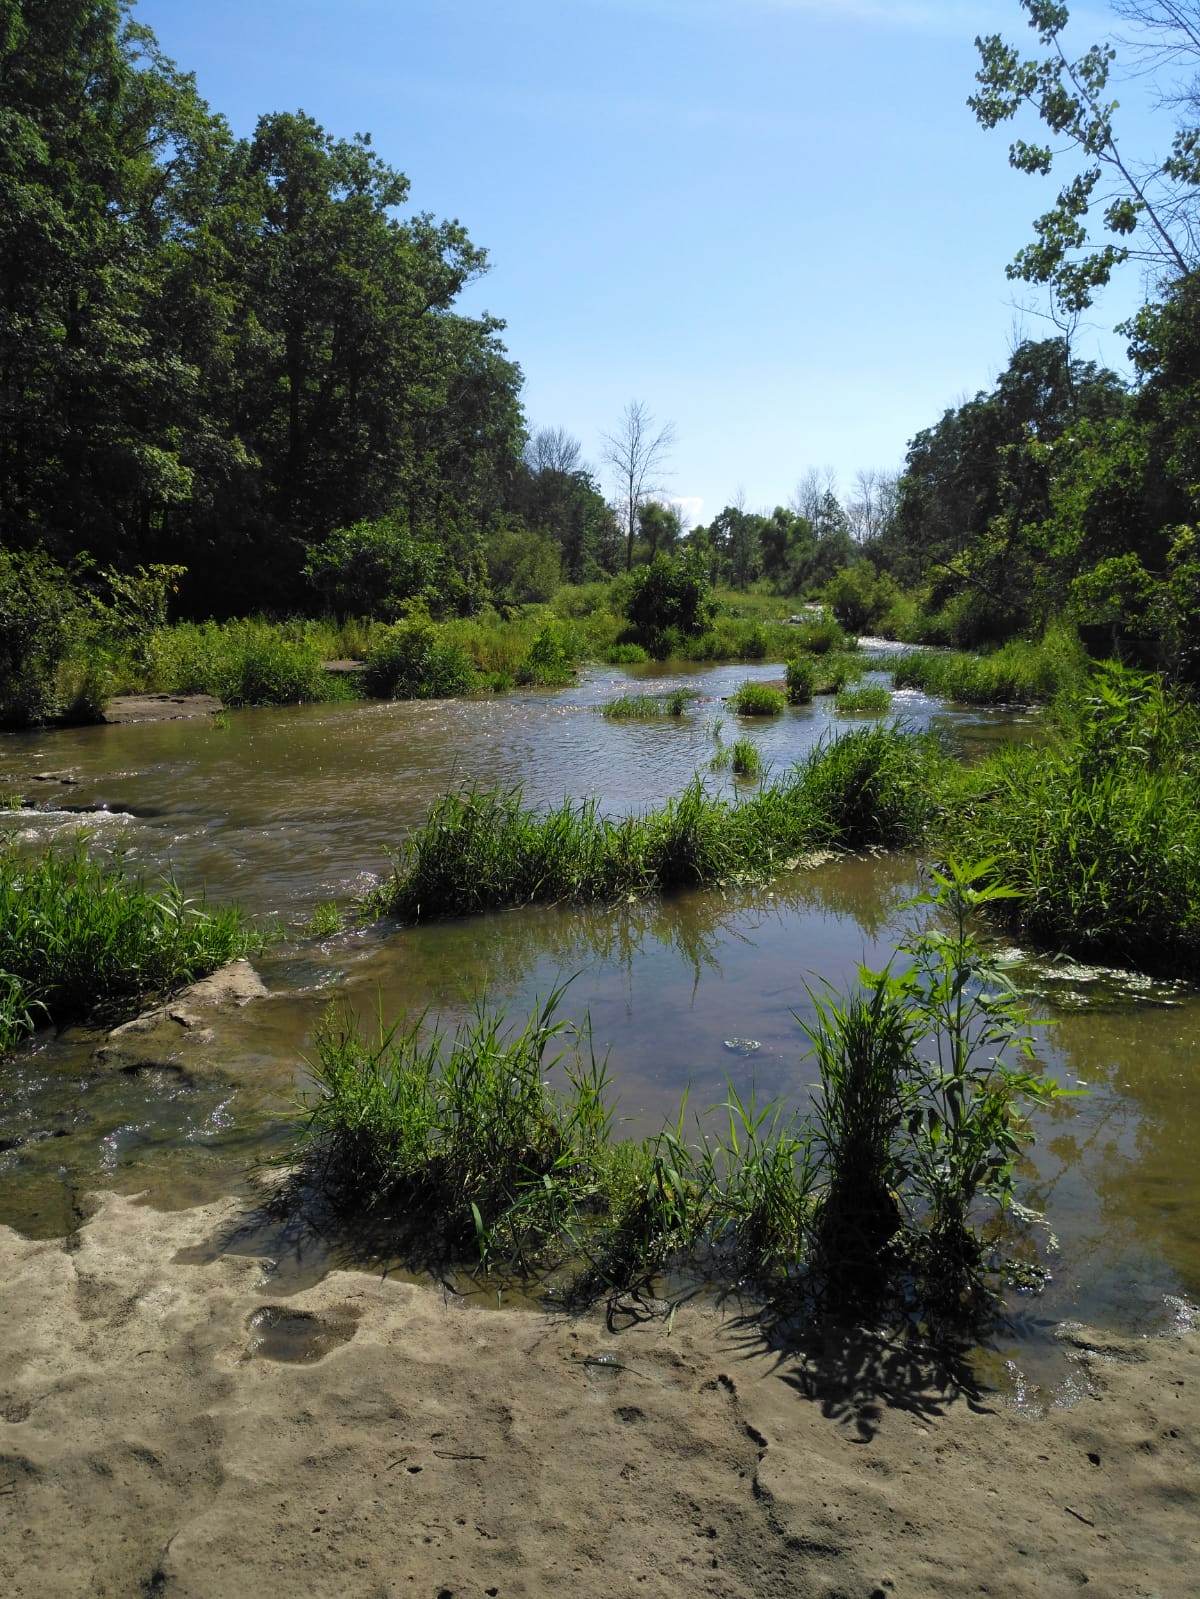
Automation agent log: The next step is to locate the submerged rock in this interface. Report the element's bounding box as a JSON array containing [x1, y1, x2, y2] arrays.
[[102, 692, 224, 724]]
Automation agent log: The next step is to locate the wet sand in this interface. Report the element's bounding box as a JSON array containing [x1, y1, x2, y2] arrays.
[[2, 1192, 1196, 1599]]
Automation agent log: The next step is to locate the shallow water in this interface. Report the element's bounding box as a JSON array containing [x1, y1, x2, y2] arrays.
[[1, 653, 1195, 1401]]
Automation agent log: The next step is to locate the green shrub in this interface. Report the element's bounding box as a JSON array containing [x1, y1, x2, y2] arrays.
[[730, 681, 786, 716], [785, 656, 816, 703], [0, 845, 256, 1050], [303, 513, 442, 620], [517, 621, 577, 687], [788, 613, 855, 655], [605, 642, 650, 664], [147, 619, 337, 706], [835, 685, 892, 715], [363, 620, 479, 699], [623, 553, 716, 644], [0, 549, 84, 726]]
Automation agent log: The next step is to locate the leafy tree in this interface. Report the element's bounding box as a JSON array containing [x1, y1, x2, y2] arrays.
[[303, 514, 442, 619], [621, 552, 715, 643], [970, 0, 1196, 309]]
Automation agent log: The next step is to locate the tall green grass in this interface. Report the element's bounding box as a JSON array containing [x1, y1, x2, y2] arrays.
[[0, 845, 256, 1049], [835, 685, 892, 716], [944, 668, 1200, 970], [887, 626, 1087, 706], [146, 619, 344, 706], [297, 867, 1057, 1310], [363, 619, 479, 699], [601, 690, 691, 719], [729, 681, 786, 716], [366, 726, 942, 923]]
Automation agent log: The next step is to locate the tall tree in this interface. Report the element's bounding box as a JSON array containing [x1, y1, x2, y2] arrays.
[[601, 400, 675, 571]]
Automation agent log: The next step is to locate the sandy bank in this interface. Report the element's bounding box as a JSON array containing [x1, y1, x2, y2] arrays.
[[0, 1193, 1196, 1598]]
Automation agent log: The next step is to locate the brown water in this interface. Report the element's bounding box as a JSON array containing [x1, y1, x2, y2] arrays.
[[1, 655, 1196, 1395]]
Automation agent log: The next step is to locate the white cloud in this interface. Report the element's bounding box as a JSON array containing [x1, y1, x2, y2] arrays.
[[670, 495, 704, 528]]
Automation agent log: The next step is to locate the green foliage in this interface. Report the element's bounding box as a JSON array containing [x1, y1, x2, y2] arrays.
[[835, 685, 892, 716], [304, 515, 442, 620], [711, 737, 764, 779], [601, 690, 692, 720], [0, 549, 84, 726], [146, 620, 337, 706], [946, 665, 1200, 969], [0, 844, 255, 1050], [366, 726, 942, 923], [729, 682, 786, 716], [516, 621, 577, 687], [604, 642, 650, 664], [788, 613, 854, 654], [621, 553, 716, 645], [363, 619, 479, 700], [824, 563, 903, 634], [887, 626, 1087, 705], [298, 867, 1056, 1310], [785, 656, 816, 703]]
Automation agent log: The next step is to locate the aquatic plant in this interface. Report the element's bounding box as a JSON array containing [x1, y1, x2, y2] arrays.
[[604, 642, 650, 664], [601, 689, 692, 720], [0, 844, 256, 1049], [835, 685, 892, 716], [886, 625, 1087, 706], [367, 725, 942, 923], [299, 867, 1057, 1312], [785, 655, 816, 703], [710, 737, 764, 779], [729, 681, 786, 716]]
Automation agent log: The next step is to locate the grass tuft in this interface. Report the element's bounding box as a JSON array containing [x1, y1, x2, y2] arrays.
[[835, 685, 892, 716], [729, 681, 786, 716]]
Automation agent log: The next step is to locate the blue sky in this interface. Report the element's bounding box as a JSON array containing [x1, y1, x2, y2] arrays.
[[138, 0, 1166, 524]]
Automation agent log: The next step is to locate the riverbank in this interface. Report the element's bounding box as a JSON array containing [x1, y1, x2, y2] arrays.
[[1, 1189, 1195, 1599]]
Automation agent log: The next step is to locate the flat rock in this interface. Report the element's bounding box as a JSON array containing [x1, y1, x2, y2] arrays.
[[322, 658, 365, 674], [102, 692, 224, 724], [94, 959, 266, 1073]]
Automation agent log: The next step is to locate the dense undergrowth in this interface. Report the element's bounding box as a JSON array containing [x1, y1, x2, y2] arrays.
[[297, 866, 1059, 1314], [366, 725, 942, 922], [0, 846, 256, 1051], [945, 666, 1200, 970], [887, 626, 1087, 707]]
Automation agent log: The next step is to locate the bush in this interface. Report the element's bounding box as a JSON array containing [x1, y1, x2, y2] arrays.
[[729, 681, 786, 716], [0, 549, 84, 727], [711, 737, 764, 778], [622, 553, 716, 644], [304, 513, 442, 619], [147, 619, 336, 706], [363, 619, 479, 699], [0, 845, 256, 1051], [604, 641, 650, 664], [517, 621, 577, 686], [823, 563, 902, 635], [785, 656, 816, 703], [788, 613, 854, 655]]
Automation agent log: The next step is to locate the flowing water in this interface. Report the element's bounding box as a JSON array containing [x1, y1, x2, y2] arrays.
[[1, 654, 1196, 1401]]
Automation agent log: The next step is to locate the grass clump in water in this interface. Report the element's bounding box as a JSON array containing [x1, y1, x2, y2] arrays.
[[729, 681, 786, 716], [0, 844, 256, 1050], [711, 737, 764, 779], [835, 685, 892, 716], [887, 624, 1087, 706], [298, 867, 1059, 1312], [604, 642, 650, 665], [367, 724, 942, 923], [602, 689, 692, 719]]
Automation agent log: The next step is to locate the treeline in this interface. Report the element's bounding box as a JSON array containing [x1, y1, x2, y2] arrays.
[[0, 0, 619, 617], [825, 304, 1200, 676]]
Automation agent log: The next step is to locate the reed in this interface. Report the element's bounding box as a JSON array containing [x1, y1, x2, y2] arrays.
[[729, 681, 786, 716]]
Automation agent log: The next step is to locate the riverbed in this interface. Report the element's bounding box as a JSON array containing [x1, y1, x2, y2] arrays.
[[1, 654, 1197, 1406]]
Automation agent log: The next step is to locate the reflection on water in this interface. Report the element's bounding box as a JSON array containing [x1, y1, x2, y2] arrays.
[[0, 654, 1196, 1391]]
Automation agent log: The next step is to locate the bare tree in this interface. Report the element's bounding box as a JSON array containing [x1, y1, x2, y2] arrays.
[[847, 469, 900, 546], [524, 425, 582, 477], [790, 466, 839, 524], [601, 400, 675, 570]]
